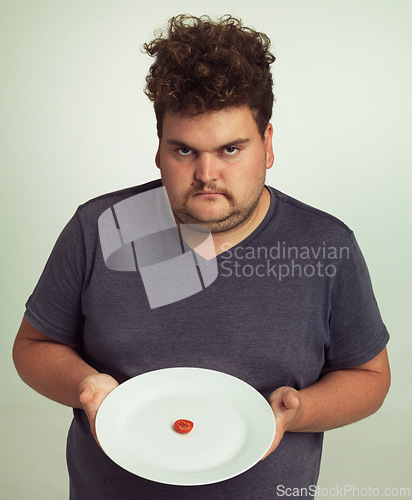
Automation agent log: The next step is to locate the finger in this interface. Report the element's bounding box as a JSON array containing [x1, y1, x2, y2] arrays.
[[80, 391, 99, 443], [260, 431, 282, 461], [261, 442, 275, 460]]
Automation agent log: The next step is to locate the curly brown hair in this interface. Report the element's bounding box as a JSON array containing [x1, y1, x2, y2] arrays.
[[143, 14, 275, 138]]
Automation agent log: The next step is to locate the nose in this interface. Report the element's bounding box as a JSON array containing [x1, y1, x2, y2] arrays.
[[194, 153, 219, 183]]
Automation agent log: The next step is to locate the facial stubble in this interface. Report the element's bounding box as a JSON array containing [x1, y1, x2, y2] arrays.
[[161, 172, 267, 234]]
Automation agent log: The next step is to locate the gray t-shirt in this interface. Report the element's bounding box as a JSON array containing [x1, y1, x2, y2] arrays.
[[25, 180, 389, 499]]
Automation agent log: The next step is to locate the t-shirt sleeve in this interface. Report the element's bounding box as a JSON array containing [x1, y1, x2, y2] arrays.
[[325, 232, 389, 370], [24, 211, 86, 344]]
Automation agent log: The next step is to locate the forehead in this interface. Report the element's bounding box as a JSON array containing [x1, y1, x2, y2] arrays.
[[161, 106, 260, 148]]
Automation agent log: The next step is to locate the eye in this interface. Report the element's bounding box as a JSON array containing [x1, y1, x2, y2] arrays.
[[176, 147, 193, 156], [223, 146, 239, 156]]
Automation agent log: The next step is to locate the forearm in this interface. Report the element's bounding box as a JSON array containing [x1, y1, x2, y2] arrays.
[[13, 322, 98, 409], [289, 366, 390, 433]]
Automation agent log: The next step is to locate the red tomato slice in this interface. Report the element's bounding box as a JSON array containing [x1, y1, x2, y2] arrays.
[[174, 419, 194, 433]]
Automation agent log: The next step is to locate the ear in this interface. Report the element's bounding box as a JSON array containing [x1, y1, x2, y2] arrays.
[[155, 143, 161, 169], [264, 123, 274, 170]]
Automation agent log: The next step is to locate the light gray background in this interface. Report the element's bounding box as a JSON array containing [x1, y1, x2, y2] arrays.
[[1, 0, 411, 498]]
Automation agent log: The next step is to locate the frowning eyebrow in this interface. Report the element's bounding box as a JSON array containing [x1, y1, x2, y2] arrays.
[[165, 138, 250, 151]]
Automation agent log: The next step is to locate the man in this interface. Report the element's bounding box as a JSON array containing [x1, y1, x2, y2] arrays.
[[13, 15, 390, 499]]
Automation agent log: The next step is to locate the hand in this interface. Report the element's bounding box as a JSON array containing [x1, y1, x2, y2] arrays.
[[78, 373, 119, 445], [261, 386, 301, 460]]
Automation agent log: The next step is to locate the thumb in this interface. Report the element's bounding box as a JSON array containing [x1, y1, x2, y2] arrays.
[[79, 383, 95, 406], [282, 388, 300, 410]]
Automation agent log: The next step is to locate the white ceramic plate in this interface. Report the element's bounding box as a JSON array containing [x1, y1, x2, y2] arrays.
[[95, 367, 276, 486]]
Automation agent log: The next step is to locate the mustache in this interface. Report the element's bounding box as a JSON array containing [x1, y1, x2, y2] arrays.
[[187, 183, 233, 199]]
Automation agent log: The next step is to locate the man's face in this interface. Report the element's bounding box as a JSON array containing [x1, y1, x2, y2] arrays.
[[156, 106, 274, 233]]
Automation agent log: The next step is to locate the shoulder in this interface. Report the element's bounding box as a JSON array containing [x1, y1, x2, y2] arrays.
[[269, 186, 354, 241], [76, 179, 162, 222]]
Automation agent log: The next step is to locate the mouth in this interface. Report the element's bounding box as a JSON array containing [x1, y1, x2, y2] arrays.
[[193, 191, 225, 197]]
